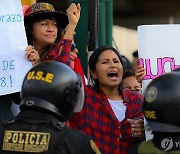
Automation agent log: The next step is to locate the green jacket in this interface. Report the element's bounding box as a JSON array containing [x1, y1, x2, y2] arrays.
[[138, 140, 180, 154]]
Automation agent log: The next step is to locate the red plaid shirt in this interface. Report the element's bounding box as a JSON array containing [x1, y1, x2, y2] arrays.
[[44, 38, 72, 65], [70, 85, 143, 154], [43, 38, 86, 84]]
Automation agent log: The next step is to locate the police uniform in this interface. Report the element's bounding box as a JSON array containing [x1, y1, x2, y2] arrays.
[[128, 72, 180, 154], [129, 134, 180, 154], [0, 110, 100, 154], [0, 61, 101, 154]]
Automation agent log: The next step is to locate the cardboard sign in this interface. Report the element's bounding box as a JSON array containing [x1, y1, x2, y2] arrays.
[[0, 0, 32, 95]]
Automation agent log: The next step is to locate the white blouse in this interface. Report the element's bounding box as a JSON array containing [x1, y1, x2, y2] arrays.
[[108, 99, 127, 122]]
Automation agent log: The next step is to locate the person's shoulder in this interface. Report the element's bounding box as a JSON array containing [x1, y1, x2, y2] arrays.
[[0, 119, 15, 135], [0, 121, 5, 129], [53, 125, 90, 141], [65, 127, 92, 139], [127, 143, 140, 154], [85, 84, 94, 91], [60, 128, 101, 153]]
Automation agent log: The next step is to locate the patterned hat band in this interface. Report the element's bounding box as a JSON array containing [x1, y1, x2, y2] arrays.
[[24, 3, 55, 17], [24, 2, 68, 29]]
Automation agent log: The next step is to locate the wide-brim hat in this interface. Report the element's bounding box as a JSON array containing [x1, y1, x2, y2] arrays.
[[24, 2, 68, 29]]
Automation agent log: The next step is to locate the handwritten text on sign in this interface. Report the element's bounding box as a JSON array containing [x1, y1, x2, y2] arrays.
[[0, 0, 32, 95], [140, 57, 180, 79], [0, 14, 22, 23], [0, 55, 16, 88]]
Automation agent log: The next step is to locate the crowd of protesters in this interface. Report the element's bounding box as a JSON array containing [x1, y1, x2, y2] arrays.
[[0, 1, 179, 154]]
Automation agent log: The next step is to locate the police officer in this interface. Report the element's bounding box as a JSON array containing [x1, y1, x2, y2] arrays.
[[0, 61, 101, 154], [129, 72, 180, 154]]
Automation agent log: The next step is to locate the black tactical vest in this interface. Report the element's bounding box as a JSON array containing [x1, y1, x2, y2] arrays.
[[0, 110, 99, 154]]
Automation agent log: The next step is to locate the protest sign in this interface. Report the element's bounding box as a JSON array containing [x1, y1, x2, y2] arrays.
[[0, 0, 32, 95], [138, 25, 180, 92], [138, 24, 180, 140]]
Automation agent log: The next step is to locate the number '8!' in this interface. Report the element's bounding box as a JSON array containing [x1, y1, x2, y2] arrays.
[[0, 76, 12, 87]]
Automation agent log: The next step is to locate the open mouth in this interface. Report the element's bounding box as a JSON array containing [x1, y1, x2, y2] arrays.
[[107, 71, 118, 79]]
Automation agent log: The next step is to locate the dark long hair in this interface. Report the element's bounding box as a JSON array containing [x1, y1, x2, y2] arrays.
[[24, 15, 63, 61], [120, 55, 133, 72], [88, 46, 124, 88]]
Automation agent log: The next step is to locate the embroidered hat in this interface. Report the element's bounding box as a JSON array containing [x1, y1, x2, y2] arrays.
[[24, 2, 68, 29]]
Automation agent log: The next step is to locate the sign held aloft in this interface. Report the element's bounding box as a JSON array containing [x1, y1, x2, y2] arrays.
[[0, 0, 32, 95]]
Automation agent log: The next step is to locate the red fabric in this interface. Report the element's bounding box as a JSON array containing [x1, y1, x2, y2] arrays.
[[71, 55, 86, 85], [70, 86, 143, 154], [44, 38, 71, 66], [43, 38, 86, 85]]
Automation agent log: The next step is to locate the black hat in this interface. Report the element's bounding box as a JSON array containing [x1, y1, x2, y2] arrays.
[[24, 2, 68, 29]]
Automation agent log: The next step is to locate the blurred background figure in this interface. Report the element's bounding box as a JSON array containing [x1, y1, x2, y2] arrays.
[[120, 70, 142, 93], [121, 55, 133, 72], [132, 50, 139, 71], [70, 42, 87, 85]]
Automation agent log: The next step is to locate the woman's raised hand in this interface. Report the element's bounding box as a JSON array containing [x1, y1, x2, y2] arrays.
[[25, 45, 40, 66], [135, 65, 146, 83], [66, 3, 81, 26]]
